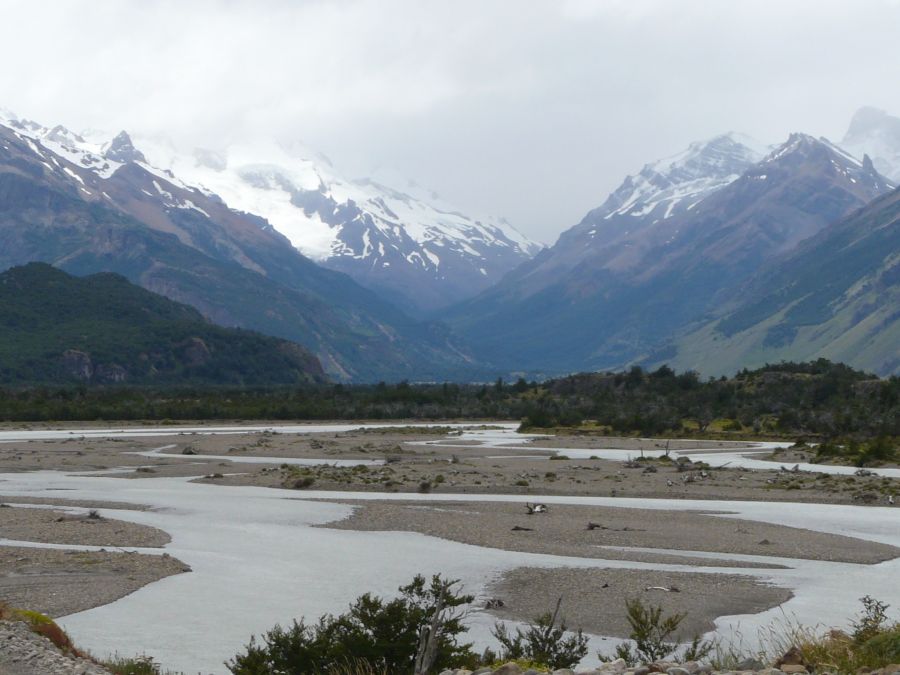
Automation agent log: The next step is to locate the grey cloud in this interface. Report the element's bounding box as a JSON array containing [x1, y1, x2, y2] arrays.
[[1, 0, 899, 243]]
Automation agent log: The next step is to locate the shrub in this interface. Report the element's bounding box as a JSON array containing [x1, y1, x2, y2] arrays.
[[101, 655, 162, 675], [607, 599, 713, 666], [227, 575, 478, 674], [852, 595, 891, 643], [491, 598, 588, 669]]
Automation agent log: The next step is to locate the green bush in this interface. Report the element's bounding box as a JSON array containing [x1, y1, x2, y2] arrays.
[[491, 599, 588, 669], [607, 599, 713, 666], [227, 575, 477, 674]]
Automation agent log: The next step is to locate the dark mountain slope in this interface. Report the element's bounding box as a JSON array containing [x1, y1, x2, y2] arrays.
[[0, 263, 326, 385], [661, 187, 900, 376]]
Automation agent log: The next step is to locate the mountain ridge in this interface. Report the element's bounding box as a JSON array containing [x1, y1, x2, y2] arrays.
[[0, 263, 327, 385], [0, 110, 488, 382], [446, 131, 894, 375]]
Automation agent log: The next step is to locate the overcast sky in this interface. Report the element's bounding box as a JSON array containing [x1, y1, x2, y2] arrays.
[[2, 0, 900, 243]]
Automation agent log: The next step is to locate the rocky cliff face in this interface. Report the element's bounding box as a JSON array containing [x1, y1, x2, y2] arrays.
[[841, 106, 900, 182]]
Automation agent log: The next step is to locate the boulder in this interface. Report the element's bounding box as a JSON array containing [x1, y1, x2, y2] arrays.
[[492, 664, 524, 675], [735, 658, 766, 671], [779, 666, 807, 675], [775, 647, 805, 668]]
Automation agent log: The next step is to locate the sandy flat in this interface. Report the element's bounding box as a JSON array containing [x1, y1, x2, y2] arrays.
[[0, 505, 170, 548], [0, 546, 189, 618], [321, 500, 899, 564], [484, 566, 792, 639]]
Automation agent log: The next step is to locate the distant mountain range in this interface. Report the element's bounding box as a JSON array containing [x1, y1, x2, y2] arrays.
[[0, 263, 326, 385], [0, 105, 897, 382], [447, 117, 897, 376], [0, 110, 486, 382], [131, 138, 541, 314]]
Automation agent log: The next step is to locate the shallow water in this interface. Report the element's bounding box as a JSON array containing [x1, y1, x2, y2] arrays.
[[0, 422, 897, 673]]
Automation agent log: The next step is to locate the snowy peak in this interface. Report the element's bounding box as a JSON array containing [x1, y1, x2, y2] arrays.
[[136, 139, 541, 311], [556, 132, 768, 254], [0, 110, 123, 179], [104, 130, 147, 164], [840, 106, 900, 181], [759, 132, 894, 194], [595, 132, 767, 223], [0, 108, 539, 313]]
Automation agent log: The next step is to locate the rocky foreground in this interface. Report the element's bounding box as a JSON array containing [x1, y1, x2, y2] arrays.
[[438, 655, 900, 675], [0, 621, 110, 675]]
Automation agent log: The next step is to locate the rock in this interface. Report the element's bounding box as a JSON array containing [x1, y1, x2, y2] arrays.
[[492, 664, 524, 675], [553, 669, 576, 675], [779, 666, 807, 674], [667, 667, 691, 675], [736, 658, 766, 671], [456, 670, 474, 675], [633, 667, 651, 675], [681, 661, 701, 673], [776, 647, 805, 667], [473, 669, 493, 675], [604, 658, 628, 672]]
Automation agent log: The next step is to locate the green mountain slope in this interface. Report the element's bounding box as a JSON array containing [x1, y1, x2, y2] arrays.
[[662, 188, 900, 376], [0, 263, 327, 385]]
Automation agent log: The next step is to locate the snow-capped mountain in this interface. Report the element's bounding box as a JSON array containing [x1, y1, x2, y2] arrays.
[[447, 131, 894, 375], [135, 139, 542, 313], [841, 106, 900, 182], [557, 132, 768, 251], [502, 132, 769, 295], [0, 109, 487, 382]]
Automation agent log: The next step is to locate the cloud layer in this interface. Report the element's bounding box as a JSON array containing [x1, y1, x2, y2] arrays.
[[2, 0, 899, 242]]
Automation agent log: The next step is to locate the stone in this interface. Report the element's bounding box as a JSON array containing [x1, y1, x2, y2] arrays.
[[553, 669, 576, 675], [604, 658, 628, 672], [776, 647, 805, 667], [736, 658, 766, 671], [492, 664, 524, 675], [633, 668, 651, 675], [682, 661, 701, 673], [779, 666, 807, 674], [667, 668, 691, 675]]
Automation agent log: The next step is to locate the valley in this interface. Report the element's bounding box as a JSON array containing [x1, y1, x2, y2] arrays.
[[0, 422, 897, 673]]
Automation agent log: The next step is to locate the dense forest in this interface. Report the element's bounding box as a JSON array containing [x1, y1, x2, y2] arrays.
[[0, 360, 897, 442], [0, 263, 325, 386]]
